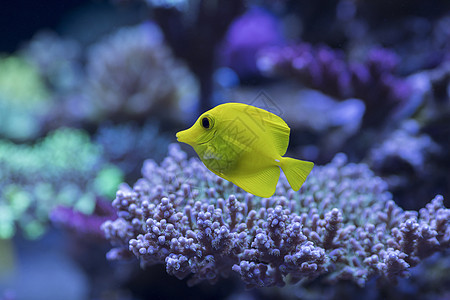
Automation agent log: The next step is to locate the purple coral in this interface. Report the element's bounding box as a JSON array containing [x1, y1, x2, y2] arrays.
[[257, 44, 412, 127], [51, 199, 117, 239], [102, 144, 449, 288], [368, 119, 442, 209], [220, 7, 284, 78], [369, 120, 440, 174]]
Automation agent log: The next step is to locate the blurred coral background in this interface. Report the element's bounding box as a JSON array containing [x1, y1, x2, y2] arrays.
[[0, 1, 449, 299]]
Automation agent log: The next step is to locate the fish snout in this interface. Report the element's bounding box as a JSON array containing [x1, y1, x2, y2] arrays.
[[176, 130, 185, 142], [176, 126, 214, 146], [176, 129, 193, 145]]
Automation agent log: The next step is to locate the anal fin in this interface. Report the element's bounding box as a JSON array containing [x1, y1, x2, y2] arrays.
[[228, 166, 280, 198]]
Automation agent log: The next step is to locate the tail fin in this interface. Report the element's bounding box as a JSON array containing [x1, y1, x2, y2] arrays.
[[280, 157, 314, 191]]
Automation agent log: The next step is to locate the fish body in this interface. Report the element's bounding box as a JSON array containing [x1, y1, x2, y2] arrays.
[[176, 103, 314, 197]]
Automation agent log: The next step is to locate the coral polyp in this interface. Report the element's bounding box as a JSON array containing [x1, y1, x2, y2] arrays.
[[103, 145, 449, 288]]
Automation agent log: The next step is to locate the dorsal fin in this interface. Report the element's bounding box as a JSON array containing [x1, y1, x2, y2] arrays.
[[242, 104, 290, 156]]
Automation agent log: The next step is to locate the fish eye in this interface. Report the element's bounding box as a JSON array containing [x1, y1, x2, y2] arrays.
[[201, 117, 211, 129], [199, 114, 214, 130]]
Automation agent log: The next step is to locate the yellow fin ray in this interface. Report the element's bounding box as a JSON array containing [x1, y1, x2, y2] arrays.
[[266, 120, 290, 156], [281, 157, 314, 191], [228, 166, 280, 198], [243, 105, 290, 156]]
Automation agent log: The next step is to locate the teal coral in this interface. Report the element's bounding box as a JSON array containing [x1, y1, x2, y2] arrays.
[[21, 31, 82, 94], [0, 128, 123, 239], [0, 55, 49, 103], [0, 55, 51, 141]]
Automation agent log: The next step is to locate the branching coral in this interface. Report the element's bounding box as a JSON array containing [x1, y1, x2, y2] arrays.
[[0, 55, 51, 141], [0, 128, 123, 239], [102, 144, 449, 288], [257, 44, 412, 127], [84, 22, 199, 123]]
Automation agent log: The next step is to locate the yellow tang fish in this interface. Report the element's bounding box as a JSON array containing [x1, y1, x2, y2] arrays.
[[176, 102, 314, 197]]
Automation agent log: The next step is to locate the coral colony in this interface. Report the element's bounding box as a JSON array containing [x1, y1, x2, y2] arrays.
[[102, 144, 449, 288], [84, 23, 198, 123], [220, 7, 284, 78], [257, 45, 412, 127], [0, 56, 51, 141], [21, 31, 82, 94], [0, 128, 123, 239]]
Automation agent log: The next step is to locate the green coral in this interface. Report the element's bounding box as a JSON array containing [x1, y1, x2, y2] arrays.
[[0, 55, 49, 103], [0, 128, 124, 239], [0, 55, 51, 141]]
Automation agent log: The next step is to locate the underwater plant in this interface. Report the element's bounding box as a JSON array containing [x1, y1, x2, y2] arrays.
[[0, 55, 51, 141], [102, 144, 449, 288], [0, 128, 123, 239], [84, 22, 199, 123]]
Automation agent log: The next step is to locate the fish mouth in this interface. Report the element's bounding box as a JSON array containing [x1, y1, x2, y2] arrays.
[[176, 130, 216, 145], [175, 131, 184, 142]]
